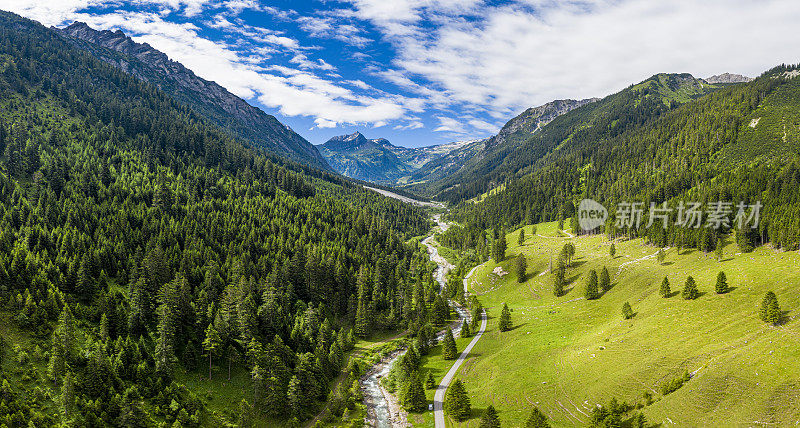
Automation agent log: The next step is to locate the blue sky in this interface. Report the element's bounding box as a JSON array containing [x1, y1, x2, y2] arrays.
[[2, 0, 800, 148]]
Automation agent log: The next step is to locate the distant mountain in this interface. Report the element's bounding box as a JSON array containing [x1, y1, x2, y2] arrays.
[[319, 132, 416, 182], [319, 132, 483, 184], [705, 73, 753, 84], [57, 22, 330, 170]]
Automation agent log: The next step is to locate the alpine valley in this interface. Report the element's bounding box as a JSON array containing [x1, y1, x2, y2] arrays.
[[2, 6, 800, 428]]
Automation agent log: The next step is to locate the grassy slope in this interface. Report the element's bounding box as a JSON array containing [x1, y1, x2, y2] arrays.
[[443, 221, 800, 427]]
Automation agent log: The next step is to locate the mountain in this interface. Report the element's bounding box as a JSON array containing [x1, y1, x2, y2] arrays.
[[318, 131, 416, 182], [421, 73, 720, 203], [57, 22, 330, 170], [705, 72, 753, 84]]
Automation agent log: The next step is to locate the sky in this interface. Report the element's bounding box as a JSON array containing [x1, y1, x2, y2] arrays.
[[1, 1, 799, 148]]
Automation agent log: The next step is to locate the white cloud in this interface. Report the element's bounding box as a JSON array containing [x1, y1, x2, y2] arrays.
[[346, 0, 800, 118], [296, 15, 372, 47]]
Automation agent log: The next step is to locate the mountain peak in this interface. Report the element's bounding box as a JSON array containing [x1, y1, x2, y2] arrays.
[[704, 73, 753, 84]]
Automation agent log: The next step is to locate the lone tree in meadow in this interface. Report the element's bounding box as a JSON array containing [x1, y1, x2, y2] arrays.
[[600, 266, 611, 292], [492, 235, 507, 262], [553, 265, 566, 297], [460, 319, 471, 338], [479, 405, 501, 428], [622, 302, 634, 319], [525, 406, 551, 428], [659, 277, 671, 298], [760, 291, 781, 325], [516, 254, 527, 283], [442, 329, 458, 360], [609, 243, 616, 258], [499, 303, 513, 332], [444, 379, 471, 421], [657, 248, 666, 265], [715, 271, 729, 294], [682, 276, 699, 300], [518, 229, 525, 246], [585, 269, 599, 300]]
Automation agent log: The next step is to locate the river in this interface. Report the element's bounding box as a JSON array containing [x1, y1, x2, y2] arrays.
[[360, 214, 469, 427]]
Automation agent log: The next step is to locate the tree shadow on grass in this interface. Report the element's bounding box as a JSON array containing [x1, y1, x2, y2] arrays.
[[661, 261, 675, 266], [572, 260, 587, 268], [505, 323, 527, 332], [667, 290, 681, 298]]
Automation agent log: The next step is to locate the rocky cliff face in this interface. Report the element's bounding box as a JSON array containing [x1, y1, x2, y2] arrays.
[[705, 73, 753, 84], [486, 98, 598, 149], [58, 22, 330, 170]]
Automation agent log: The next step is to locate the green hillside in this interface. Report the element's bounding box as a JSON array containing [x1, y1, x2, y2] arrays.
[[446, 222, 800, 426], [426, 74, 719, 204], [0, 10, 437, 427]]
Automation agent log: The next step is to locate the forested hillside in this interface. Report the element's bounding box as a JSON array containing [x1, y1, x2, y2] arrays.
[[0, 10, 436, 426], [450, 66, 800, 251], [432, 74, 719, 204]]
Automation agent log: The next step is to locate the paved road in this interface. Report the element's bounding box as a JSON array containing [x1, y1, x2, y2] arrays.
[[433, 308, 487, 427]]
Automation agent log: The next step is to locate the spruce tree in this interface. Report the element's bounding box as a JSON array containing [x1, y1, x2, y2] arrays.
[[442, 329, 458, 360], [492, 235, 507, 262], [498, 303, 512, 332], [60, 371, 76, 421], [443, 379, 471, 421], [622, 302, 634, 319], [584, 270, 599, 300], [659, 277, 671, 298], [518, 229, 525, 246], [715, 237, 724, 261], [525, 406, 551, 427], [553, 265, 566, 297], [657, 248, 666, 265], [402, 371, 427, 412], [609, 243, 616, 258], [760, 291, 781, 325], [479, 404, 501, 428], [516, 254, 527, 283], [432, 295, 450, 326], [715, 271, 728, 294], [460, 320, 471, 338], [682, 276, 699, 300], [600, 266, 610, 292], [426, 372, 436, 389], [202, 323, 221, 380]]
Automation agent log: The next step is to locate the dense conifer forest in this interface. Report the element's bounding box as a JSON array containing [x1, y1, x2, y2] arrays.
[[0, 11, 438, 426]]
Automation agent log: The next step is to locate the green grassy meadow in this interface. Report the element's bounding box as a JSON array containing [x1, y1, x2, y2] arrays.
[[431, 221, 800, 427]]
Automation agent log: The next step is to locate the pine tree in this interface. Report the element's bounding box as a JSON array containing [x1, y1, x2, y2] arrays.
[[460, 320, 471, 338], [516, 254, 527, 283], [584, 270, 599, 300], [442, 329, 458, 360], [525, 406, 551, 427], [479, 404, 501, 428], [402, 371, 427, 412], [203, 323, 221, 380], [426, 372, 436, 389], [518, 229, 525, 246], [760, 291, 781, 325], [622, 302, 634, 319], [600, 266, 610, 292], [553, 265, 566, 297], [498, 303, 512, 332], [443, 379, 471, 421], [60, 371, 76, 421], [682, 276, 699, 300], [432, 295, 450, 326], [715, 271, 728, 294], [609, 243, 616, 258], [715, 237, 724, 261], [354, 287, 370, 338], [659, 277, 671, 298], [492, 235, 507, 262], [657, 248, 666, 265]]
